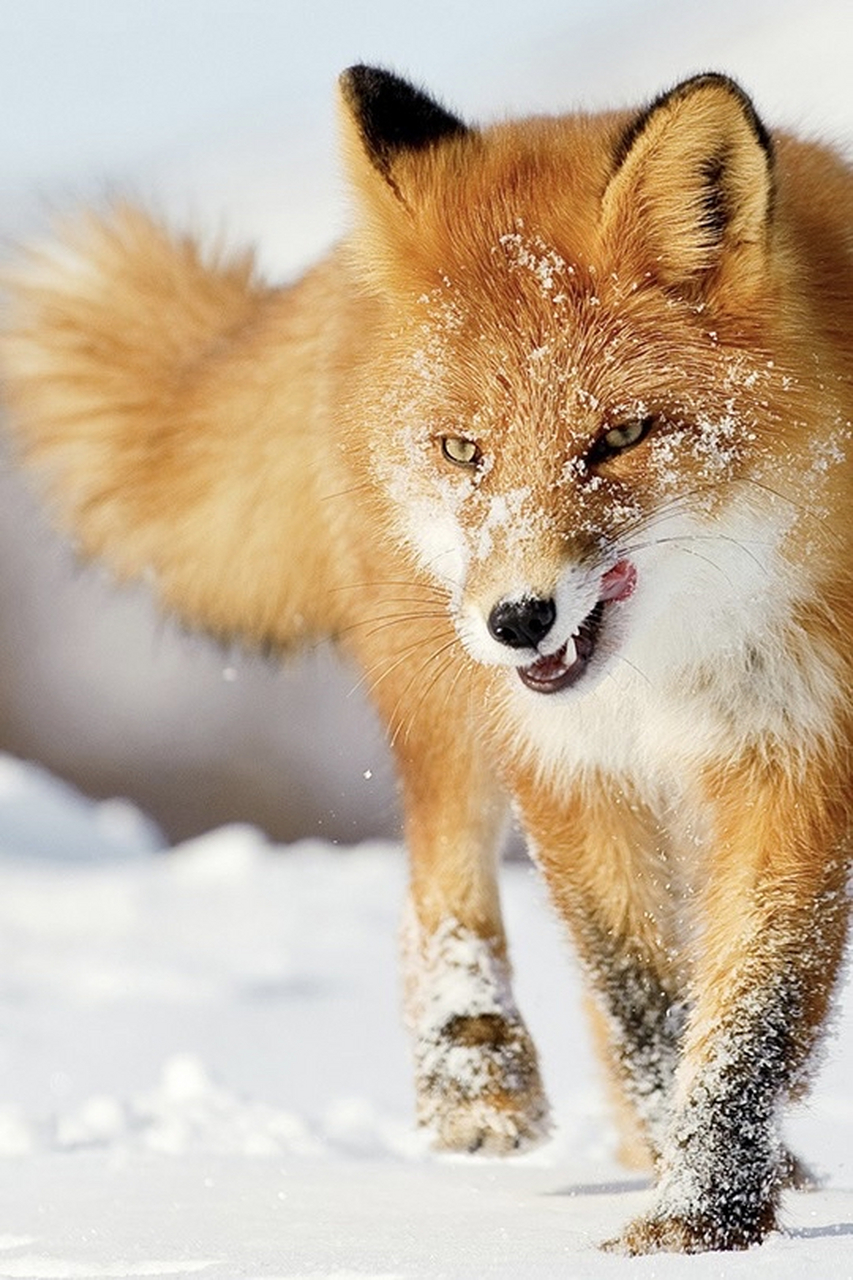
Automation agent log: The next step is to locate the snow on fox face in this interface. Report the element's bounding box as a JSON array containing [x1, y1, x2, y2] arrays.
[[369, 222, 804, 698]]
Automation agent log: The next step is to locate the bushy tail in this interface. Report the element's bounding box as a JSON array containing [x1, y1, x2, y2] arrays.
[[0, 206, 312, 643], [1, 204, 265, 531]]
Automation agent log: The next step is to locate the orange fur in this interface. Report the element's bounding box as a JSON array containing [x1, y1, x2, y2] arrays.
[[2, 69, 853, 1252]]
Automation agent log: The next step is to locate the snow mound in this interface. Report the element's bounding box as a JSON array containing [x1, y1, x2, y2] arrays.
[[0, 754, 163, 864]]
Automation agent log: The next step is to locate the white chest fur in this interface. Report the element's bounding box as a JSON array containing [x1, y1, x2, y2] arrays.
[[498, 501, 840, 792]]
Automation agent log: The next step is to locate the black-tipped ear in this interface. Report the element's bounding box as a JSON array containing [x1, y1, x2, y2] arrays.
[[601, 73, 774, 293], [339, 65, 469, 181]]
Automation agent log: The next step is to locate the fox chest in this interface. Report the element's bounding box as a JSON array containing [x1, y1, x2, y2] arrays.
[[496, 588, 839, 797]]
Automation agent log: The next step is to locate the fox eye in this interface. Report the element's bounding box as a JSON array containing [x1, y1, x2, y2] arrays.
[[441, 436, 481, 468], [588, 415, 655, 464]]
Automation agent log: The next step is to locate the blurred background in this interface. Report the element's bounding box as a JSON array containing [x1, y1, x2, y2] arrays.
[[0, 0, 850, 845]]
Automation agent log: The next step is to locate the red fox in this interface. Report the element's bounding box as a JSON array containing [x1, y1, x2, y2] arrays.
[[2, 67, 852, 1253]]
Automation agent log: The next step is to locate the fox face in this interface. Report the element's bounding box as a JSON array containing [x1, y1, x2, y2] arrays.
[[341, 69, 811, 703], [371, 246, 789, 699]]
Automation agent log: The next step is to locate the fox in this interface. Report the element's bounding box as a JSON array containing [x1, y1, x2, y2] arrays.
[[1, 66, 852, 1253]]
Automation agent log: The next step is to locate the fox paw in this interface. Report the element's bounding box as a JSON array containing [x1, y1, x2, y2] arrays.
[[415, 1011, 551, 1155], [603, 1204, 778, 1255]]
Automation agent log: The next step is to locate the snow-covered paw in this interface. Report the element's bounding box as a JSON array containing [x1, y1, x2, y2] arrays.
[[603, 1203, 779, 1255], [404, 914, 550, 1154], [416, 1011, 551, 1155], [603, 1142, 806, 1251]]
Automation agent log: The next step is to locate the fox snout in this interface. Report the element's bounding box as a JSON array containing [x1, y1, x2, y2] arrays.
[[461, 560, 637, 695]]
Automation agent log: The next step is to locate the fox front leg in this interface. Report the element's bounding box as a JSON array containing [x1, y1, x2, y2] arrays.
[[611, 759, 851, 1254], [612, 965, 821, 1254], [402, 892, 550, 1155], [574, 919, 684, 1166], [399, 763, 550, 1154], [517, 774, 683, 1167], [368, 637, 550, 1155]]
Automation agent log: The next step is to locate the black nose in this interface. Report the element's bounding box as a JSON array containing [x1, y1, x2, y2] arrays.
[[487, 596, 556, 650]]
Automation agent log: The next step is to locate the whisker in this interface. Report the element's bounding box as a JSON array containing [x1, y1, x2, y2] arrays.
[[356, 627, 453, 703], [347, 633, 435, 700], [388, 636, 463, 749], [328, 578, 448, 597], [335, 610, 448, 643], [625, 535, 742, 587], [744, 473, 820, 520], [610, 651, 654, 690], [320, 481, 373, 503], [396, 649, 465, 748], [740, 474, 841, 552]]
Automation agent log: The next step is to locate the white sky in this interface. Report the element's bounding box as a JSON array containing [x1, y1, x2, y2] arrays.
[[1, 0, 850, 271], [2, 0, 849, 177]]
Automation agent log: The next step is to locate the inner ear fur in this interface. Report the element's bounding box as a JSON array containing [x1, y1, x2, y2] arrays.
[[600, 74, 775, 293]]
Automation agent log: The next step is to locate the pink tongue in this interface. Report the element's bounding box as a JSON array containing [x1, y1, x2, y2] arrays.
[[600, 559, 636, 602]]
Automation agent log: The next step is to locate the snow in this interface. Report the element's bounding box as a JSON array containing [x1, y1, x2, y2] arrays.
[[0, 757, 850, 1278]]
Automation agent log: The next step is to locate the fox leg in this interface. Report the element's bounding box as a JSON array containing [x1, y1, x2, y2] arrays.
[[398, 741, 550, 1154], [573, 932, 684, 1169], [354, 628, 550, 1154], [612, 756, 851, 1254], [515, 774, 683, 1168]]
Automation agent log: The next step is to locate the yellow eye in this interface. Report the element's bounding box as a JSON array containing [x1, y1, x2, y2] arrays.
[[603, 419, 650, 450], [441, 436, 481, 467], [588, 415, 655, 464]]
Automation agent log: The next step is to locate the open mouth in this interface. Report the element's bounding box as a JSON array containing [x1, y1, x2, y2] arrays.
[[518, 601, 605, 694], [516, 559, 636, 695]]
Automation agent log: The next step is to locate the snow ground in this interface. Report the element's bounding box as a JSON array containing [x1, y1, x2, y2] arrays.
[[0, 758, 850, 1279]]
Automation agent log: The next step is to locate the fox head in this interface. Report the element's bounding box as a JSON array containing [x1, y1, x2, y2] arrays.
[[338, 67, 818, 697]]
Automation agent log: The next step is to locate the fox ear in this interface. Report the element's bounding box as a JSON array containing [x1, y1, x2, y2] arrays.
[[601, 74, 774, 294], [338, 65, 470, 203]]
